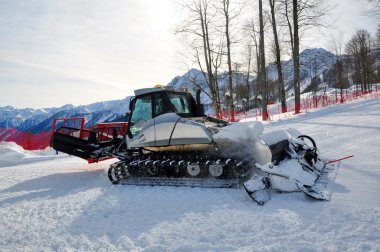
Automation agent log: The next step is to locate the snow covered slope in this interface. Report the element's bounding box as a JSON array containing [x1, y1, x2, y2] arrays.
[[0, 99, 379, 251]]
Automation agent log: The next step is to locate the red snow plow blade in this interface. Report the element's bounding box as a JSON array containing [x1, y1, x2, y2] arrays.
[[50, 118, 128, 163]]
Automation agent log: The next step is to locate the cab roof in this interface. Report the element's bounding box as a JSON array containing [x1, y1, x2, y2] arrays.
[[134, 88, 164, 96], [134, 87, 188, 96]]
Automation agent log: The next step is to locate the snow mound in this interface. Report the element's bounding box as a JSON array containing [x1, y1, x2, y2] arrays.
[[212, 121, 265, 160], [0, 142, 67, 168], [213, 121, 264, 142]]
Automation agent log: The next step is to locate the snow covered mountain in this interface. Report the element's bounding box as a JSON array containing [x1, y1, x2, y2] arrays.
[[0, 106, 39, 128], [266, 48, 336, 92], [168, 69, 249, 97], [168, 48, 337, 103], [0, 105, 70, 129], [168, 68, 251, 113], [0, 97, 131, 133]]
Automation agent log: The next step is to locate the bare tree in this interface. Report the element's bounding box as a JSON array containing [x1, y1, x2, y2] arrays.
[[345, 29, 374, 92], [329, 34, 348, 102], [244, 41, 253, 108], [219, 0, 241, 120], [292, 0, 301, 113], [280, 0, 294, 53], [365, 0, 380, 18], [269, 0, 287, 112], [233, 62, 249, 107], [375, 25, 380, 83], [375, 24, 380, 61], [259, 0, 268, 120], [175, 0, 222, 116], [282, 0, 327, 113], [242, 19, 261, 108], [212, 32, 225, 109], [243, 20, 261, 96]]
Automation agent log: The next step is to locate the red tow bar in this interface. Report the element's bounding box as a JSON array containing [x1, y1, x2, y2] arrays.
[[326, 155, 354, 164]]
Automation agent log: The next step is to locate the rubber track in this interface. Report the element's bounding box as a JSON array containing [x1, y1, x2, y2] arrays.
[[107, 152, 251, 188]]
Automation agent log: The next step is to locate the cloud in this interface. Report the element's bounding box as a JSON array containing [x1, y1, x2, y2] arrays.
[[0, 0, 182, 108], [321, 0, 378, 44]]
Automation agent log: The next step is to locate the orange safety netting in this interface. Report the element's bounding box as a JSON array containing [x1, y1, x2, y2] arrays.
[[0, 128, 52, 150]]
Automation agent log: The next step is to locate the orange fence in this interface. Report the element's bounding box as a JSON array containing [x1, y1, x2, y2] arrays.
[[0, 121, 128, 151], [213, 88, 380, 122], [0, 128, 52, 150]]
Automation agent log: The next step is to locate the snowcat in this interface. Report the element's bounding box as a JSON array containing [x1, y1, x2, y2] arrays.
[[51, 85, 341, 204]]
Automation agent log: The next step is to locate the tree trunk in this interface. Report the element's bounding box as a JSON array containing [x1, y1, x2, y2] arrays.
[[199, 2, 220, 116], [250, 22, 261, 102], [223, 0, 234, 121], [284, 0, 294, 53], [269, 0, 287, 113], [293, 0, 300, 114], [246, 44, 252, 110], [259, 0, 268, 120]]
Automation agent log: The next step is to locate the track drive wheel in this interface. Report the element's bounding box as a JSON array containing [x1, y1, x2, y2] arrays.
[[187, 164, 201, 177]]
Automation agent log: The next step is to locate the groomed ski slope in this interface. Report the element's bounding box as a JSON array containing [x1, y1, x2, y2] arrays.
[[1, 99, 380, 251]]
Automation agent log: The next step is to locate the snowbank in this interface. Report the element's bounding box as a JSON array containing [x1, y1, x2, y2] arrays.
[[0, 142, 67, 168]]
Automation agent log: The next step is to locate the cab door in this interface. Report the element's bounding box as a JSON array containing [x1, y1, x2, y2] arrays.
[[127, 92, 172, 147], [128, 94, 153, 139]]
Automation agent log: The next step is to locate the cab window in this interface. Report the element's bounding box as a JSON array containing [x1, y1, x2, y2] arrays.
[[154, 93, 165, 116], [129, 95, 152, 137], [168, 93, 191, 114]]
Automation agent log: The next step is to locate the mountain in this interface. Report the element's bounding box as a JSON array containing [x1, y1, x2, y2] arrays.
[[0, 106, 57, 129], [0, 97, 131, 133], [266, 48, 336, 93], [168, 48, 337, 105], [168, 68, 250, 113]]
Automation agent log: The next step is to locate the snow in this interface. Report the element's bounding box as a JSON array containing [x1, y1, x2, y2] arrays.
[[1, 99, 380, 251], [258, 159, 317, 187], [0, 142, 67, 168], [213, 121, 264, 142]]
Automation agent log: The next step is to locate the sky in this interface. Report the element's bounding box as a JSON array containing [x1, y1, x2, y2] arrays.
[[0, 0, 378, 109]]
